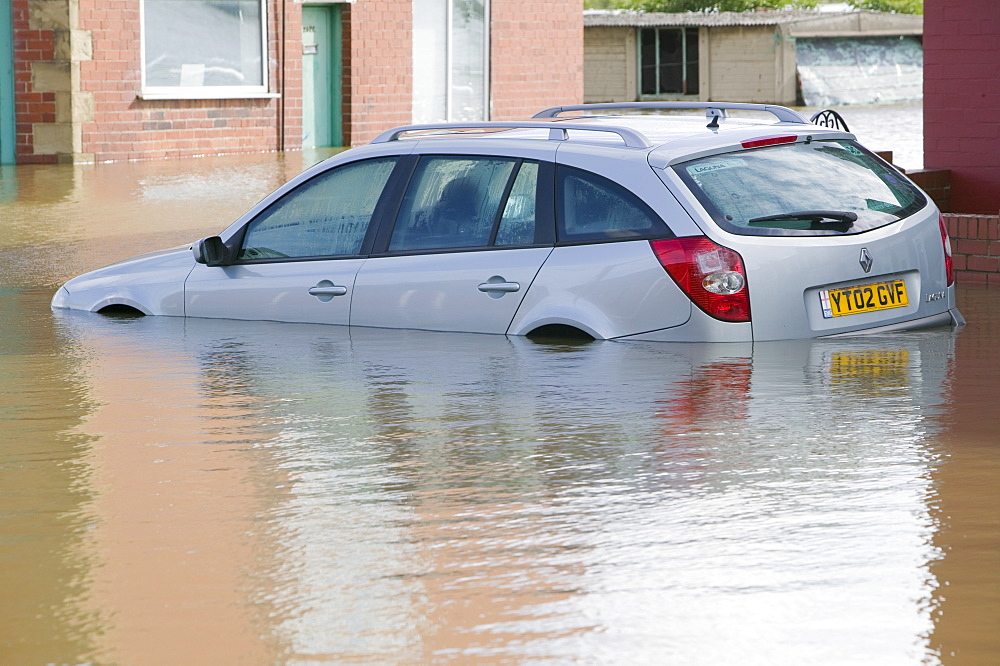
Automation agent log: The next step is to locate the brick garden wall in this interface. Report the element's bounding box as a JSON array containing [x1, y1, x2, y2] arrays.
[[906, 143, 1000, 284], [945, 213, 1000, 285]]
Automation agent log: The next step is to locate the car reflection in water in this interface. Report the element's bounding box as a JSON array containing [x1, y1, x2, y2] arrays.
[[51, 309, 956, 664]]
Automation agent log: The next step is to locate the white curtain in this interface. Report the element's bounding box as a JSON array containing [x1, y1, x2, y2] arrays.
[[412, 0, 488, 123]]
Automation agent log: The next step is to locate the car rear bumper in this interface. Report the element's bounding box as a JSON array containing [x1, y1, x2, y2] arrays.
[[821, 308, 964, 337]]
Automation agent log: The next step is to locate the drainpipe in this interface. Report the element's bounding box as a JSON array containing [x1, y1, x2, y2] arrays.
[[278, 0, 287, 150]]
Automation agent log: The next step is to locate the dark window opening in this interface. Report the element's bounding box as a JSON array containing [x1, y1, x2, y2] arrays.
[[640, 27, 699, 96]]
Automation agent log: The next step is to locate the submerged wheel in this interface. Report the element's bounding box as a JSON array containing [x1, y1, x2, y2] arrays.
[[97, 304, 145, 317], [525, 324, 595, 343]]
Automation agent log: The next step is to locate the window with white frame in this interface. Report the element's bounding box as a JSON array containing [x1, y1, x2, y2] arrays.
[[412, 0, 489, 123], [141, 0, 268, 98]]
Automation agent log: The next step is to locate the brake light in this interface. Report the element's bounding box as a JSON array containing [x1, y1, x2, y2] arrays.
[[938, 215, 955, 286], [650, 237, 751, 322], [741, 135, 797, 149]]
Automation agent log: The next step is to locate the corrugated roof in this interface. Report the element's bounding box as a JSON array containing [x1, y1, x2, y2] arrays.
[[584, 9, 872, 28]]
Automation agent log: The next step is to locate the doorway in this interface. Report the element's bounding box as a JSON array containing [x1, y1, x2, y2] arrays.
[[1, 0, 16, 165], [302, 4, 343, 148]]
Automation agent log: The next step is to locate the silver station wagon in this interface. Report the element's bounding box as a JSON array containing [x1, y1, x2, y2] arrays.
[[52, 102, 964, 342]]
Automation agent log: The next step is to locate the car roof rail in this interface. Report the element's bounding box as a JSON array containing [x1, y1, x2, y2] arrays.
[[370, 121, 652, 149], [533, 102, 810, 127]]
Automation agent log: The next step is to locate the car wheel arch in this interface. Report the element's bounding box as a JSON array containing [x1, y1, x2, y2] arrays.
[[508, 314, 610, 340], [92, 297, 152, 316]]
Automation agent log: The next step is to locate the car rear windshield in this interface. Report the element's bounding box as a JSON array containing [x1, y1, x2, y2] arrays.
[[674, 140, 926, 237]]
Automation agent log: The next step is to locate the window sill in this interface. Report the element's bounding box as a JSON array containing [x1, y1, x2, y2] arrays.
[[638, 94, 701, 101], [138, 91, 282, 101]]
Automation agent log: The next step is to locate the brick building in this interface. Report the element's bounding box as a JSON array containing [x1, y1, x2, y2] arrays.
[[0, 0, 583, 164]]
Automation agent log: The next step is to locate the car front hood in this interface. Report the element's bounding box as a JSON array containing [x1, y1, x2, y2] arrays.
[[52, 244, 196, 315]]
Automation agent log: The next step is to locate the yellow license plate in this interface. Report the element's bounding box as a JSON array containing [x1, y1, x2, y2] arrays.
[[820, 279, 909, 318]]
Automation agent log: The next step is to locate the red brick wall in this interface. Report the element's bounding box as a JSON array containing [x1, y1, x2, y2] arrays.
[[490, 1, 583, 120], [945, 213, 1000, 284], [12, 0, 58, 164], [13, 0, 584, 159], [76, 0, 300, 161], [342, 0, 412, 146], [923, 0, 1000, 214], [13, 0, 301, 162]]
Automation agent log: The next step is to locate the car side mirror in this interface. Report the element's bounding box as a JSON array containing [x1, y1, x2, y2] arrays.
[[192, 236, 230, 266]]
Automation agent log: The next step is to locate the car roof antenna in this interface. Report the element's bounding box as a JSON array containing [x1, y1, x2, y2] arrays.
[[706, 108, 726, 130]]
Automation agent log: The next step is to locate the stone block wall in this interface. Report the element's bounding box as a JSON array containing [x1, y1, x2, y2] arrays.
[[583, 26, 633, 103]]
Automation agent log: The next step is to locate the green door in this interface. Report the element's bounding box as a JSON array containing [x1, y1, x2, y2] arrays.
[[1, 0, 16, 165], [302, 5, 343, 148]]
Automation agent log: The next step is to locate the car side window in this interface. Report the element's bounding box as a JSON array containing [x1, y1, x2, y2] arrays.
[[239, 157, 397, 261], [388, 156, 538, 252], [495, 161, 539, 246], [557, 166, 672, 242]]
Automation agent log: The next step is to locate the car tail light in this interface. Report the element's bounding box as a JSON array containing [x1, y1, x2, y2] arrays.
[[650, 237, 751, 322], [938, 215, 955, 286], [741, 135, 797, 149]]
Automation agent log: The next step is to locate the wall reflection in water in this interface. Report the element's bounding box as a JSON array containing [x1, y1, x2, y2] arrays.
[[0, 150, 338, 292], [927, 286, 1000, 665], [16, 309, 963, 664]]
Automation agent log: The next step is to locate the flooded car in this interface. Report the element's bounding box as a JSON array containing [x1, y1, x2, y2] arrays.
[[52, 102, 963, 341]]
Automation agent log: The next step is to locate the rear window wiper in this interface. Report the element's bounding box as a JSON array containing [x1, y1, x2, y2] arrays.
[[748, 210, 858, 226]]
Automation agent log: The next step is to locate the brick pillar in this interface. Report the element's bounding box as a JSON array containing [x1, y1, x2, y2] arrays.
[[15, 0, 93, 163], [924, 0, 1000, 213]]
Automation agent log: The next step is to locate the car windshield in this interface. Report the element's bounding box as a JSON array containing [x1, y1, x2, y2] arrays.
[[674, 140, 926, 237]]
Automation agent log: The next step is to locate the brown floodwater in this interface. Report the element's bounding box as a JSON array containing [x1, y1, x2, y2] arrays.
[[0, 134, 997, 664]]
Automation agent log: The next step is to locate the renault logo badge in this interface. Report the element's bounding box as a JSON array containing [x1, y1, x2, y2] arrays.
[[859, 248, 873, 273]]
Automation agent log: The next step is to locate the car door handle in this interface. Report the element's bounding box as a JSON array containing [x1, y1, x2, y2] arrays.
[[308, 285, 348, 296], [478, 280, 520, 294], [308, 281, 348, 302]]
